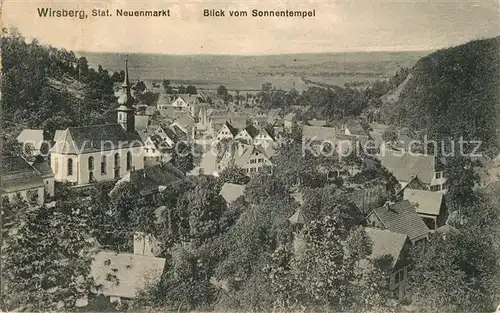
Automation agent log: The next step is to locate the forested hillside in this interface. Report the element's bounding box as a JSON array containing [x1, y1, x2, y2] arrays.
[[1, 28, 123, 141], [384, 36, 500, 151]]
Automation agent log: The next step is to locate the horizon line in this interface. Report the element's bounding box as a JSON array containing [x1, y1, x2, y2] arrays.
[[74, 48, 437, 57]]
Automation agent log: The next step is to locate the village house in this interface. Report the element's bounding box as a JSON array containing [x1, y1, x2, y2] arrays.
[[302, 125, 368, 156], [361, 228, 412, 301], [32, 157, 55, 198], [50, 61, 145, 186], [403, 189, 448, 230], [89, 235, 165, 305], [142, 134, 172, 167], [343, 120, 370, 139], [1, 156, 45, 205], [157, 93, 203, 118], [378, 150, 447, 192], [200, 143, 273, 177], [216, 122, 240, 142], [234, 124, 260, 144], [113, 162, 184, 199], [283, 112, 297, 130], [366, 200, 430, 244]]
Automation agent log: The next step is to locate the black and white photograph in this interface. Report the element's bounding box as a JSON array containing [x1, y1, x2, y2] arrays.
[[1, 0, 500, 312]]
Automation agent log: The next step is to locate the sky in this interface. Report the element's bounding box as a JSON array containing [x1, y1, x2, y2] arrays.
[[2, 0, 500, 55]]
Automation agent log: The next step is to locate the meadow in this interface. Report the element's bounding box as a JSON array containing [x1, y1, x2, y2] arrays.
[[79, 51, 429, 91]]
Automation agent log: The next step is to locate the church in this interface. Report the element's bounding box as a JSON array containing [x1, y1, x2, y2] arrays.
[[51, 61, 145, 186]]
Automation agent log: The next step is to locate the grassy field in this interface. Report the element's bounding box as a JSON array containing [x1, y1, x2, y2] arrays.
[[79, 51, 429, 91]]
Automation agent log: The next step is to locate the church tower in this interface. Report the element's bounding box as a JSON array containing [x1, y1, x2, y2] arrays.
[[117, 60, 135, 132]]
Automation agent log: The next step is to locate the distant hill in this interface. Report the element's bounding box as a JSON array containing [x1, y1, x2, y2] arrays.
[[382, 36, 500, 151]]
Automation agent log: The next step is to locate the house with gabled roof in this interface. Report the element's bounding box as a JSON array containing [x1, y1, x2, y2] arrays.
[[216, 121, 240, 142], [232, 144, 273, 176], [344, 119, 369, 139], [90, 249, 166, 305], [360, 228, 412, 301], [235, 125, 260, 144], [366, 200, 430, 244], [143, 134, 172, 167], [50, 61, 145, 186], [378, 150, 446, 192], [302, 125, 368, 156], [403, 189, 448, 230], [1, 156, 45, 205], [32, 157, 55, 198], [253, 127, 276, 147], [283, 112, 297, 130], [113, 162, 184, 198]]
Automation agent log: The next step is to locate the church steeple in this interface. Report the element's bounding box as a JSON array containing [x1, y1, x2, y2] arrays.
[[117, 59, 135, 132]]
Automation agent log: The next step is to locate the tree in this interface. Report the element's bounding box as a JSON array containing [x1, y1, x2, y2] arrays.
[[178, 85, 186, 94], [186, 85, 197, 94], [135, 244, 217, 311], [2, 201, 94, 311], [133, 81, 147, 94], [381, 129, 398, 144], [217, 85, 228, 98], [169, 142, 194, 174], [162, 79, 171, 90], [444, 156, 480, 212], [267, 216, 357, 311], [176, 176, 227, 247], [218, 165, 250, 187], [407, 196, 499, 312]]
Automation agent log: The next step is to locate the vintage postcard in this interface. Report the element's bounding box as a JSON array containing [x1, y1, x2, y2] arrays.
[[1, 0, 500, 312]]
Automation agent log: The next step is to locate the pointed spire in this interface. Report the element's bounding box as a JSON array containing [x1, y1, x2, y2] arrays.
[[122, 59, 130, 89]]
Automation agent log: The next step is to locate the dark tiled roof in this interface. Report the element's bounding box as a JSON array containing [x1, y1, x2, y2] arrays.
[[32, 158, 54, 178], [129, 163, 185, 195], [369, 200, 430, 242], [245, 125, 260, 138], [53, 124, 143, 154], [378, 150, 436, 184], [0, 156, 35, 175], [1, 156, 44, 193], [225, 122, 239, 136]]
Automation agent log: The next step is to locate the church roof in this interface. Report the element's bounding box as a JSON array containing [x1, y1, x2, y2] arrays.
[[51, 124, 143, 154]]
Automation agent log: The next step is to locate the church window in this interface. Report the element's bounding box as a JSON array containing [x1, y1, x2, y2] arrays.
[[88, 156, 94, 171], [126, 151, 132, 171], [114, 153, 120, 168], [67, 159, 73, 176], [101, 156, 107, 175]]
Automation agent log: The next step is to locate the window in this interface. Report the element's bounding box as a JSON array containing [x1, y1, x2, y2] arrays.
[[101, 156, 107, 175], [88, 156, 94, 171], [67, 158, 73, 176], [143, 156, 147, 163], [435, 172, 441, 179], [89, 171, 94, 182], [250, 159, 256, 164], [250, 167, 256, 173], [126, 151, 132, 171], [430, 185, 439, 191], [114, 153, 120, 168]]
